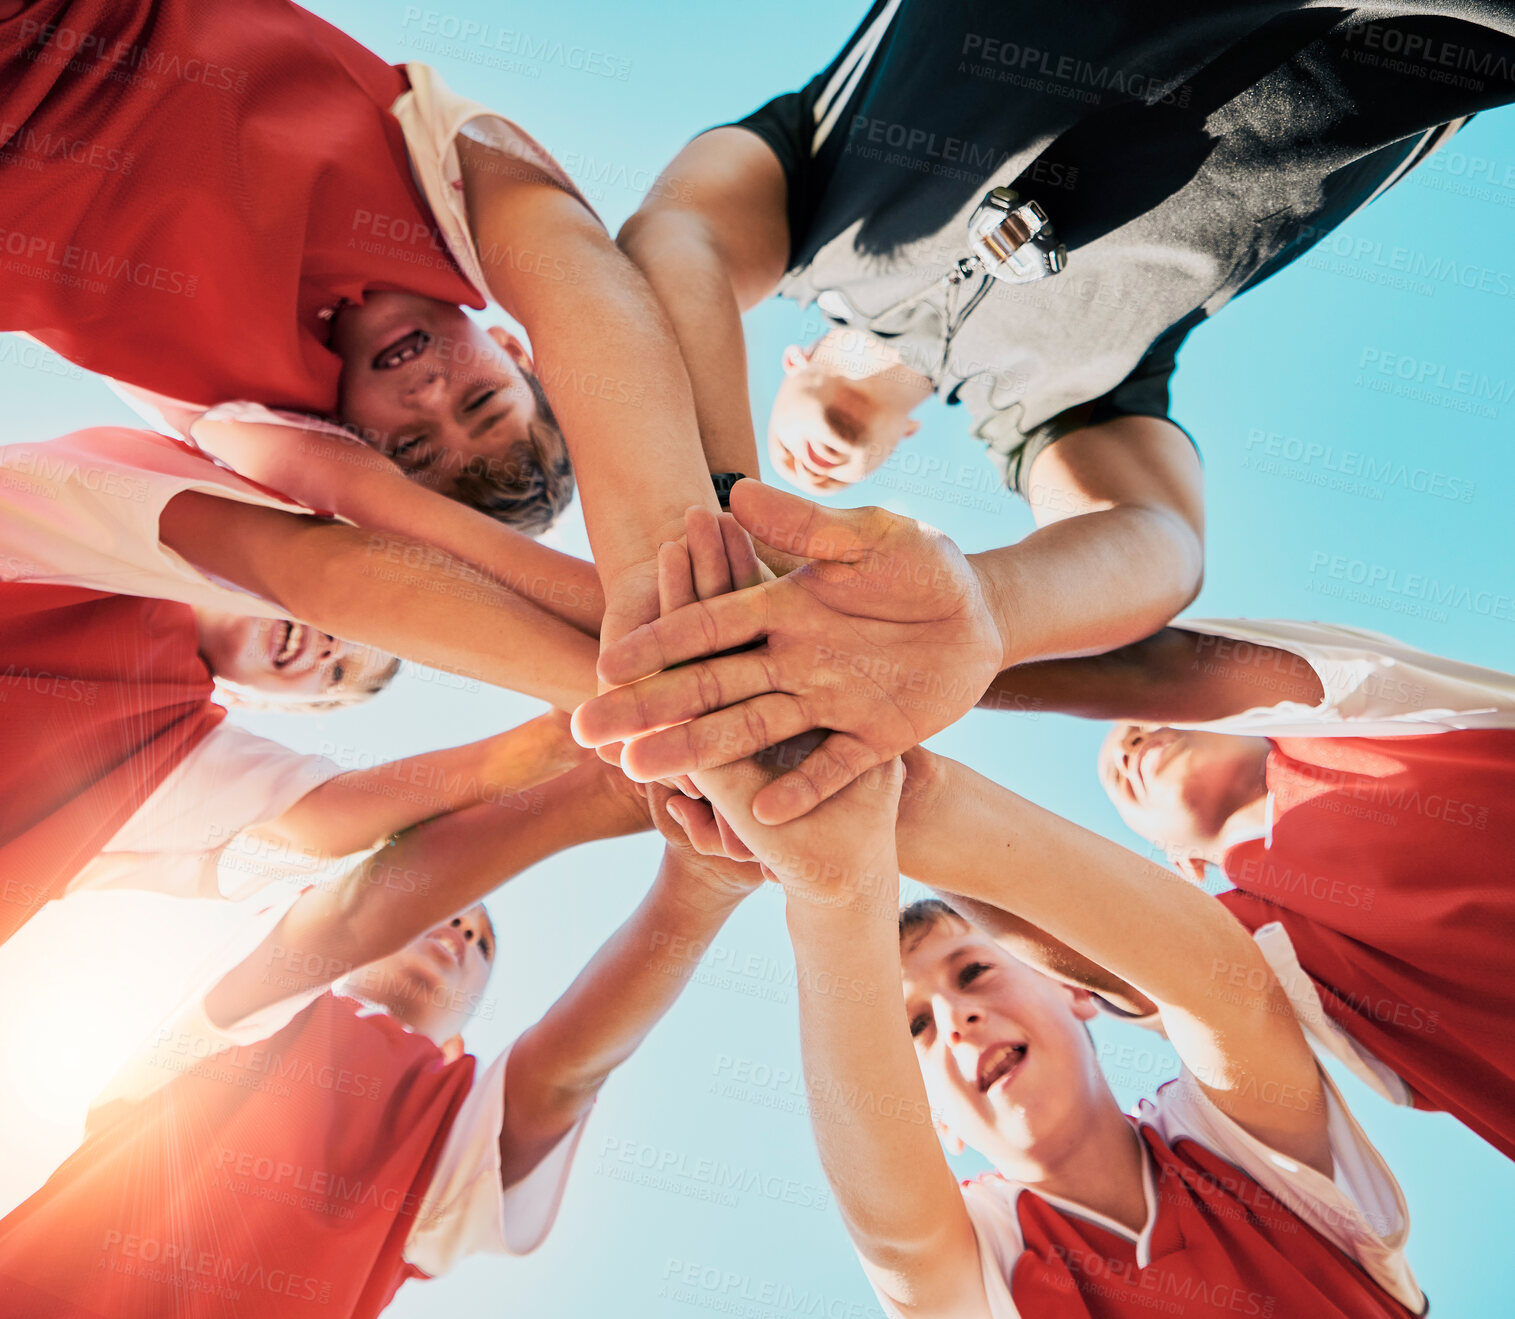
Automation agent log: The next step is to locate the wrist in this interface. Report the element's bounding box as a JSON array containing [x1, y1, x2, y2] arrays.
[[778, 849, 899, 927], [653, 853, 749, 924], [967, 550, 1020, 670], [559, 763, 647, 843]]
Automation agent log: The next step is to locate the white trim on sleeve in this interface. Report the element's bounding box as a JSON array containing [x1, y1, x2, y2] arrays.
[[1172, 617, 1515, 737], [1251, 922, 1414, 1108], [403, 1041, 590, 1276], [65, 725, 342, 904], [391, 63, 596, 312], [1144, 1069, 1424, 1314], [87, 899, 319, 1111], [813, 0, 902, 153], [0, 428, 306, 617]]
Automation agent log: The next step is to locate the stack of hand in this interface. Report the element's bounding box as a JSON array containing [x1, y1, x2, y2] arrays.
[[589, 496, 910, 919], [575, 480, 999, 830]]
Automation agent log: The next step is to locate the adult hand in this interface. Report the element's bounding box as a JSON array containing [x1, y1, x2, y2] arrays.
[[573, 481, 1004, 825]]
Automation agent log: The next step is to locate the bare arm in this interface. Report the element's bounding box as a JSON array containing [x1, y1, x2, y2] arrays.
[[970, 415, 1206, 667], [902, 752, 1331, 1175], [978, 624, 1324, 722], [158, 489, 598, 709], [196, 418, 604, 633], [789, 888, 988, 1317], [252, 712, 588, 859], [684, 751, 986, 1319], [498, 841, 762, 1187], [203, 761, 648, 1028], [617, 128, 792, 475], [457, 134, 719, 646]]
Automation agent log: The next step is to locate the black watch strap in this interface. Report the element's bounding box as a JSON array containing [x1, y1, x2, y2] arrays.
[[710, 472, 746, 512]]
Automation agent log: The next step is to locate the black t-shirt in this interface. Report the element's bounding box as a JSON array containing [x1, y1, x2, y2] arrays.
[[732, 0, 1515, 493]]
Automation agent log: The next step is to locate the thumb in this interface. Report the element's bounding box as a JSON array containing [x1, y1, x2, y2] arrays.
[[729, 479, 870, 564]]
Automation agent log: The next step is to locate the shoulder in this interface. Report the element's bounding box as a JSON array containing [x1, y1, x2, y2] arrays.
[[958, 1171, 1028, 1274]]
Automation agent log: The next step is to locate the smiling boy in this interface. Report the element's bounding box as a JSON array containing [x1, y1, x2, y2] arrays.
[[0, 761, 768, 1317], [1, 0, 720, 658], [652, 522, 1425, 1319], [967, 618, 1515, 1162], [684, 739, 1425, 1319]]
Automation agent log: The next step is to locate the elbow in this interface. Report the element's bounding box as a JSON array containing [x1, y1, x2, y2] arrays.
[[1137, 501, 1204, 619], [615, 204, 681, 267], [614, 204, 659, 259], [617, 207, 718, 279]]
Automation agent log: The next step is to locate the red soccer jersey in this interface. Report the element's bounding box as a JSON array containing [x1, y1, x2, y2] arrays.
[[0, 994, 477, 1318], [0, 0, 480, 413], [959, 1079, 1421, 1318], [0, 583, 224, 944], [1220, 731, 1515, 1159]]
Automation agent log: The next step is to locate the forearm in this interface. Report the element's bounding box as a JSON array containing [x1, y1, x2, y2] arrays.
[[978, 627, 1321, 722], [786, 895, 980, 1302], [896, 764, 1154, 1012], [333, 471, 603, 634], [618, 211, 763, 475], [205, 764, 632, 1026], [159, 491, 599, 707], [465, 167, 717, 588], [913, 759, 1267, 1013], [971, 503, 1203, 669], [513, 252, 716, 573], [199, 418, 603, 633], [258, 717, 581, 858]]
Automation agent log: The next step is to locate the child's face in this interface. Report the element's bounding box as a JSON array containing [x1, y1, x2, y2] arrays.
[[346, 905, 495, 1043], [197, 614, 393, 701], [767, 346, 914, 494], [1097, 724, 1269, 854], [332, 292, 566, 499], [901, 918, 1102, 1171]]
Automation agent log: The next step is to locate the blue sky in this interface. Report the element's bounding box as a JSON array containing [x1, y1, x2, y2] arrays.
[[1, 1, 1513, 1314]]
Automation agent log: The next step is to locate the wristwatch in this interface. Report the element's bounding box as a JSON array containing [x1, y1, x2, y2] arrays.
[[710, 472, 745, 512]]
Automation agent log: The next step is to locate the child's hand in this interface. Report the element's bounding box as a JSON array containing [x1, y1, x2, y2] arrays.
[[650, 781, 769, 908], [896, 745, 949, 834], [694, 750, 904, 913]]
